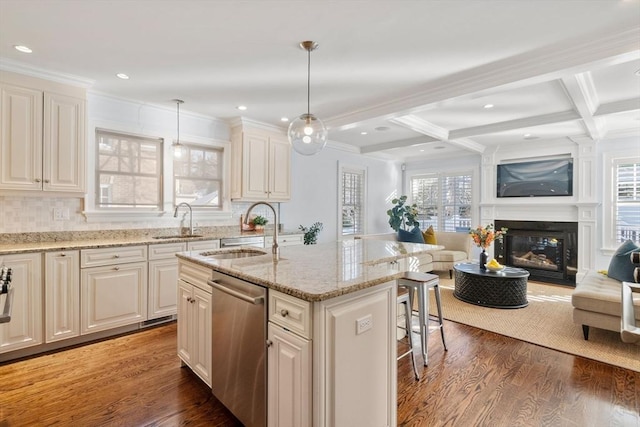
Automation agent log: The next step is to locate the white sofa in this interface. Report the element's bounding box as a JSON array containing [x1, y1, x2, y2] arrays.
[[356, 231, 472, 276], [571, 270, 640, 341]]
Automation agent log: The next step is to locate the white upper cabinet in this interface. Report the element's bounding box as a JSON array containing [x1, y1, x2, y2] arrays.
[[0, 71, 86, 194], [230, 122, 291, 201]]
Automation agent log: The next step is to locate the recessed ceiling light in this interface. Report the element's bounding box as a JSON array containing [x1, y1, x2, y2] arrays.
[[280, 117, 289, 122], [236, 105, 247, 111], [523, 133, 532, 137], [375, 126, 390, 131], [483, 104, 494, 109], [360, 131, 368, 135], [419, 149, 425, 152], [116, 73, 129, 80], [14, 45, 32, 53]]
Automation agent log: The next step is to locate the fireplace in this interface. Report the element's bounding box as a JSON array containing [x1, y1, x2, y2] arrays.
[[494, 220, 578, 286]]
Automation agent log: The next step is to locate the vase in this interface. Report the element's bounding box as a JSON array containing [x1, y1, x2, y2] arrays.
[[479, 249, 488, 270]]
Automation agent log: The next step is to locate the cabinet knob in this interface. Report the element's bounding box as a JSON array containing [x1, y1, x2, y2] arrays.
[[114, 267, 120, 271], [280, 309, 289, 317], [60, 253, 66, 257], [266, 340, 273, 348], [191, 298, 196, 304], [35, 178, 42, 183], [44, 179, 50, 183], [114, 254, 120, 258], [186, 297, 192, 302]]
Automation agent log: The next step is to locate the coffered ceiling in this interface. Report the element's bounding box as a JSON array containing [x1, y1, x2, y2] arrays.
[[1, 0, 639, 161]]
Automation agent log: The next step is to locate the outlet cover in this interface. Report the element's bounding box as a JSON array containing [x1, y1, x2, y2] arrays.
[[356, 314, 373, 335]]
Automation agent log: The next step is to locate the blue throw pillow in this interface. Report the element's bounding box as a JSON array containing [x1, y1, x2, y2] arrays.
[[397, 227, 425, 244], [607, 240, 640, 282]]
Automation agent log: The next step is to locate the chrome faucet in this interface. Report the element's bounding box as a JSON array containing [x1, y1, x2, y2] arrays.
[[174, 202, 193, 235], [244, 201, 279, 257]]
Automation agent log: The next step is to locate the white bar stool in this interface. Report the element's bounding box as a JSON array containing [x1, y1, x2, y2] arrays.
[[397, 271, 447, 366], [397, 288, 420, 380]]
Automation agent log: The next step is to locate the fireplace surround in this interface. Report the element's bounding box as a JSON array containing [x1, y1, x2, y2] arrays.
[[494, 220, 578, 286]]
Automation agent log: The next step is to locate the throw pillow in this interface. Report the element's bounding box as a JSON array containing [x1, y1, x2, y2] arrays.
[[398, 227, 425, 244], [607, 240, 640, 282], [422, 225, 437, 245]]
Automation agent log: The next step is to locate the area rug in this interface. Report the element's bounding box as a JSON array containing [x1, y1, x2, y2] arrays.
[[430, 275, 640, 372]]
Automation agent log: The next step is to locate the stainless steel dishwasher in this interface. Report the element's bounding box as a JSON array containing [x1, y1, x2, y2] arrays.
[[208, 271, 267, 427]]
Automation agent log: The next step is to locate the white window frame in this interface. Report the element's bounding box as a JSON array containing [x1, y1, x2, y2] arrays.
[[173, 142, 224, 209], [603, 151, 640, 250], [407, 170, 474, 232], [338, 163, 367, 239], [83, 118, 231, 223]]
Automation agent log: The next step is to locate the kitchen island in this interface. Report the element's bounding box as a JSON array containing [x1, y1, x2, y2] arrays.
[[176, 238, 442, 427]]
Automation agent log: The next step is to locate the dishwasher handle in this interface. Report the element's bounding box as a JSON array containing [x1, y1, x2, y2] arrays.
[[208, 280, 265, 305]]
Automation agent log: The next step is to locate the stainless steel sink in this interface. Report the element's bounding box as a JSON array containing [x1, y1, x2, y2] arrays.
[[152, 234, 203, 239], [201, 249, 267, 259]]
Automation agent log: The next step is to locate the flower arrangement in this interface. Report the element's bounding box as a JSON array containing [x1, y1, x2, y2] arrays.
[[469, 224, 507, 249]]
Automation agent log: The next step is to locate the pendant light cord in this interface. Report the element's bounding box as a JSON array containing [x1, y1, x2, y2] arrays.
[[307, 48, 311, 116], [177, 101, 180, 145]]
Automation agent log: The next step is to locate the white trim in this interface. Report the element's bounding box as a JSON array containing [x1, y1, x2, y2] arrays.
[[602, 151, 640, 250], [337, 162, 368, 240], [0, 58, 95, 88]]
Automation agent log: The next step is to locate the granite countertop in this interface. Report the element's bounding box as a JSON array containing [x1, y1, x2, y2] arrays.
[[176, 239, 443, 302], [0, 228, 301, 255]]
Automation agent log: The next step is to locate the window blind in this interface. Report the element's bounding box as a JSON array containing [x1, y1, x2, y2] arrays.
[[342, 169, 365, 235], [174, 144, 223, 208], [615, 160, 640, 243], [410, 172, 472, 232]]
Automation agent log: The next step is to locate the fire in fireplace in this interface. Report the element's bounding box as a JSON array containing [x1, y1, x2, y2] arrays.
[[494, 220, 578, 286]]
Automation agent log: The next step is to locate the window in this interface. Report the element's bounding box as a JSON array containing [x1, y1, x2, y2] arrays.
[[410, 172, 472, 232], [614, 159, 640, 243], [95, 130, 162, 209], [174, 144, 223, 208], [340, 166, 366, 236]]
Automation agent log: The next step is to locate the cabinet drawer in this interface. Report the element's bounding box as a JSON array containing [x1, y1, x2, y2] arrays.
[[148, 242, 187, 260], [269, 290, 312, 339], [81, 245, 147, 268], [187, 240, 220, 252], [277, 234, 303, 247], [178, 259, 212, 291]]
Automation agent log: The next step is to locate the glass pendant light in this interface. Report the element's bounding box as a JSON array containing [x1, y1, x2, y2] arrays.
[[288, 41, 328, 156], [173, 99, 184, 158]]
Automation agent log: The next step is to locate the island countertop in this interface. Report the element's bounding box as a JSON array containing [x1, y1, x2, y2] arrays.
[[176, 239, 443, 302]]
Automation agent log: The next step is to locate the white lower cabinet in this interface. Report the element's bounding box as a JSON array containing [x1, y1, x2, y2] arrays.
[[277, 234, 304, 247], [81, 246, 148, 334], [267, 323, 311, 427], [45, 250, 80, 342], [177, 260, 213, 387], [148, 242, 186, 319], [0, 253, 43, 354]]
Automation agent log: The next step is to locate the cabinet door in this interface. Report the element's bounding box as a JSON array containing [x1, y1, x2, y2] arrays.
[[191, 285, 212, 387], [0, 84, 43, 190], [267, 323, 311, 427], [268, 137, 291, 200], [0, 253, 43, 354], [45, 251, 80, 342], [242, 132, 269, 199], [177, 279, 193, 365], [148, 258, 179, 319], [43, 92, 86, 192], [81, 262, 147, 334]]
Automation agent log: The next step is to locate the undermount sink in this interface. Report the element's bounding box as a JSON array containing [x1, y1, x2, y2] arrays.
[[201, 249, 267, 260], [152, 234, 203, 239]]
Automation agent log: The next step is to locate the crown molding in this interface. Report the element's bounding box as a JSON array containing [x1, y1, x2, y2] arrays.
[[389, 116, 449, 140], [325, 25, 640, 130], [0, 57, 94, 88], [227, 117, 287, 135], [326, 139, 361, 154]]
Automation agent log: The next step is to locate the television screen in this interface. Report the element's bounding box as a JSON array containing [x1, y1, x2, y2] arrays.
[[497, 159, 573, 198]]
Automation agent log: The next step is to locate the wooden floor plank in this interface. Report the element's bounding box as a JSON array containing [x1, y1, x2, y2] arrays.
[[1, 320, 638, 427]]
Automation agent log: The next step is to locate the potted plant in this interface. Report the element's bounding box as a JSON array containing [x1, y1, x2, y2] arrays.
[[251, 215, 268, 231], [299, 222, 323, 245], [387, 195, 419, 231]]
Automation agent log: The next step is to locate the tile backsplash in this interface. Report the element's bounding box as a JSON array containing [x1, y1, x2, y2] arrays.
[[0, 196, 279, 234]]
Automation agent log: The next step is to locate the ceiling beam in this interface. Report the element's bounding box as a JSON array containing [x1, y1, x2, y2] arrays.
[[389, 116, 449, 140], [449, 110, 581, 139], [594, 98, 640, 116], [360, 136, 439, 154], [561, 72, 604, 139]]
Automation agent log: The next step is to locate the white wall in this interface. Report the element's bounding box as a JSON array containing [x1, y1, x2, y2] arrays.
[[280, 146, 400, 243]]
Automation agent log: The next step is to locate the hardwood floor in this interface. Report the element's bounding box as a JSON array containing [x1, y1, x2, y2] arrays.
[[1, 321, 638, 427]]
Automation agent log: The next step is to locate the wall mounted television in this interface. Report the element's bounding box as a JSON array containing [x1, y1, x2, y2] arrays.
[[497, 158, 573, 198]]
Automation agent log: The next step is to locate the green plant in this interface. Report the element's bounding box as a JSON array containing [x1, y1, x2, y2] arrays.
[[299, 222, 323, 245], [387, 195, 419, 231], [251, 215, 268, 226]]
